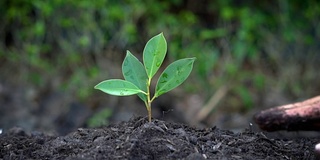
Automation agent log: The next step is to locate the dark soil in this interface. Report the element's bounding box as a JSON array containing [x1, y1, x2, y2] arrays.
[[0, 117, 318, 160]]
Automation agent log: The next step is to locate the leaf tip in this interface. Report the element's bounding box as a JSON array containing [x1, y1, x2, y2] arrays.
[[158, 32, 166, 40]]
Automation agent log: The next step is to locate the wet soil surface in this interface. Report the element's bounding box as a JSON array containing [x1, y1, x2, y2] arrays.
[[0, 117, 318, 160]]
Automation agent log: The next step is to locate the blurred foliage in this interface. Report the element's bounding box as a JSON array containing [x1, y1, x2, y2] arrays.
[[87, 108, 112, 128], [0, 0, 319, 126]]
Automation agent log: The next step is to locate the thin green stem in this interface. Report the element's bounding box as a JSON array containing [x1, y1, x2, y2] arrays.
[[145, 78, 152, 122], [147, 101, 152, 122], [150, 96, 157, 102]]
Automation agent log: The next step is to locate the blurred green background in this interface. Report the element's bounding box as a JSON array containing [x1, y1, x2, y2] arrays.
[[0, 0, 319, 135]]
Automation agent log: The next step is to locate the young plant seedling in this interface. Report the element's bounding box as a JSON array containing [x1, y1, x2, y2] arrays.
[[95, 33, 195, 122]]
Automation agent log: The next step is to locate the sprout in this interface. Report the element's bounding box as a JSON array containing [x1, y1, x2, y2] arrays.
[[95, 33, 195, 122]]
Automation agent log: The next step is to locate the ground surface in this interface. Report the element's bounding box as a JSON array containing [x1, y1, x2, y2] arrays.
[[0, 116, 318, 160]]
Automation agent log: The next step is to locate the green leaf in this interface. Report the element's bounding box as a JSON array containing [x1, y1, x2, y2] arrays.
[[155, 58, 196, 97], [94, 79, 146, 96], [122, 50, 148, 101], [143, 33, 167, 78]]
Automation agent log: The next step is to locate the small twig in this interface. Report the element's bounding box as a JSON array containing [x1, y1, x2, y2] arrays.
[[195, 85, 228, 122]]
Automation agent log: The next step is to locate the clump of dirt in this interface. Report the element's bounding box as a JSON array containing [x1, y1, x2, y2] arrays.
[[0, 117, 318, 159]]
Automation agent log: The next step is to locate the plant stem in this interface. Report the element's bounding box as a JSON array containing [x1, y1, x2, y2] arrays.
[[146, 78, 152, 122], [146, 101, 152, 122]]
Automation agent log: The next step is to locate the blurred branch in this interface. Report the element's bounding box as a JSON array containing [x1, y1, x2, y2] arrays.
[[195, 85, 228, 123]]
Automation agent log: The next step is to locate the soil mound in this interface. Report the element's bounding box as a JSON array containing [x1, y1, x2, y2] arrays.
[[0, 117, 317, 159]]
